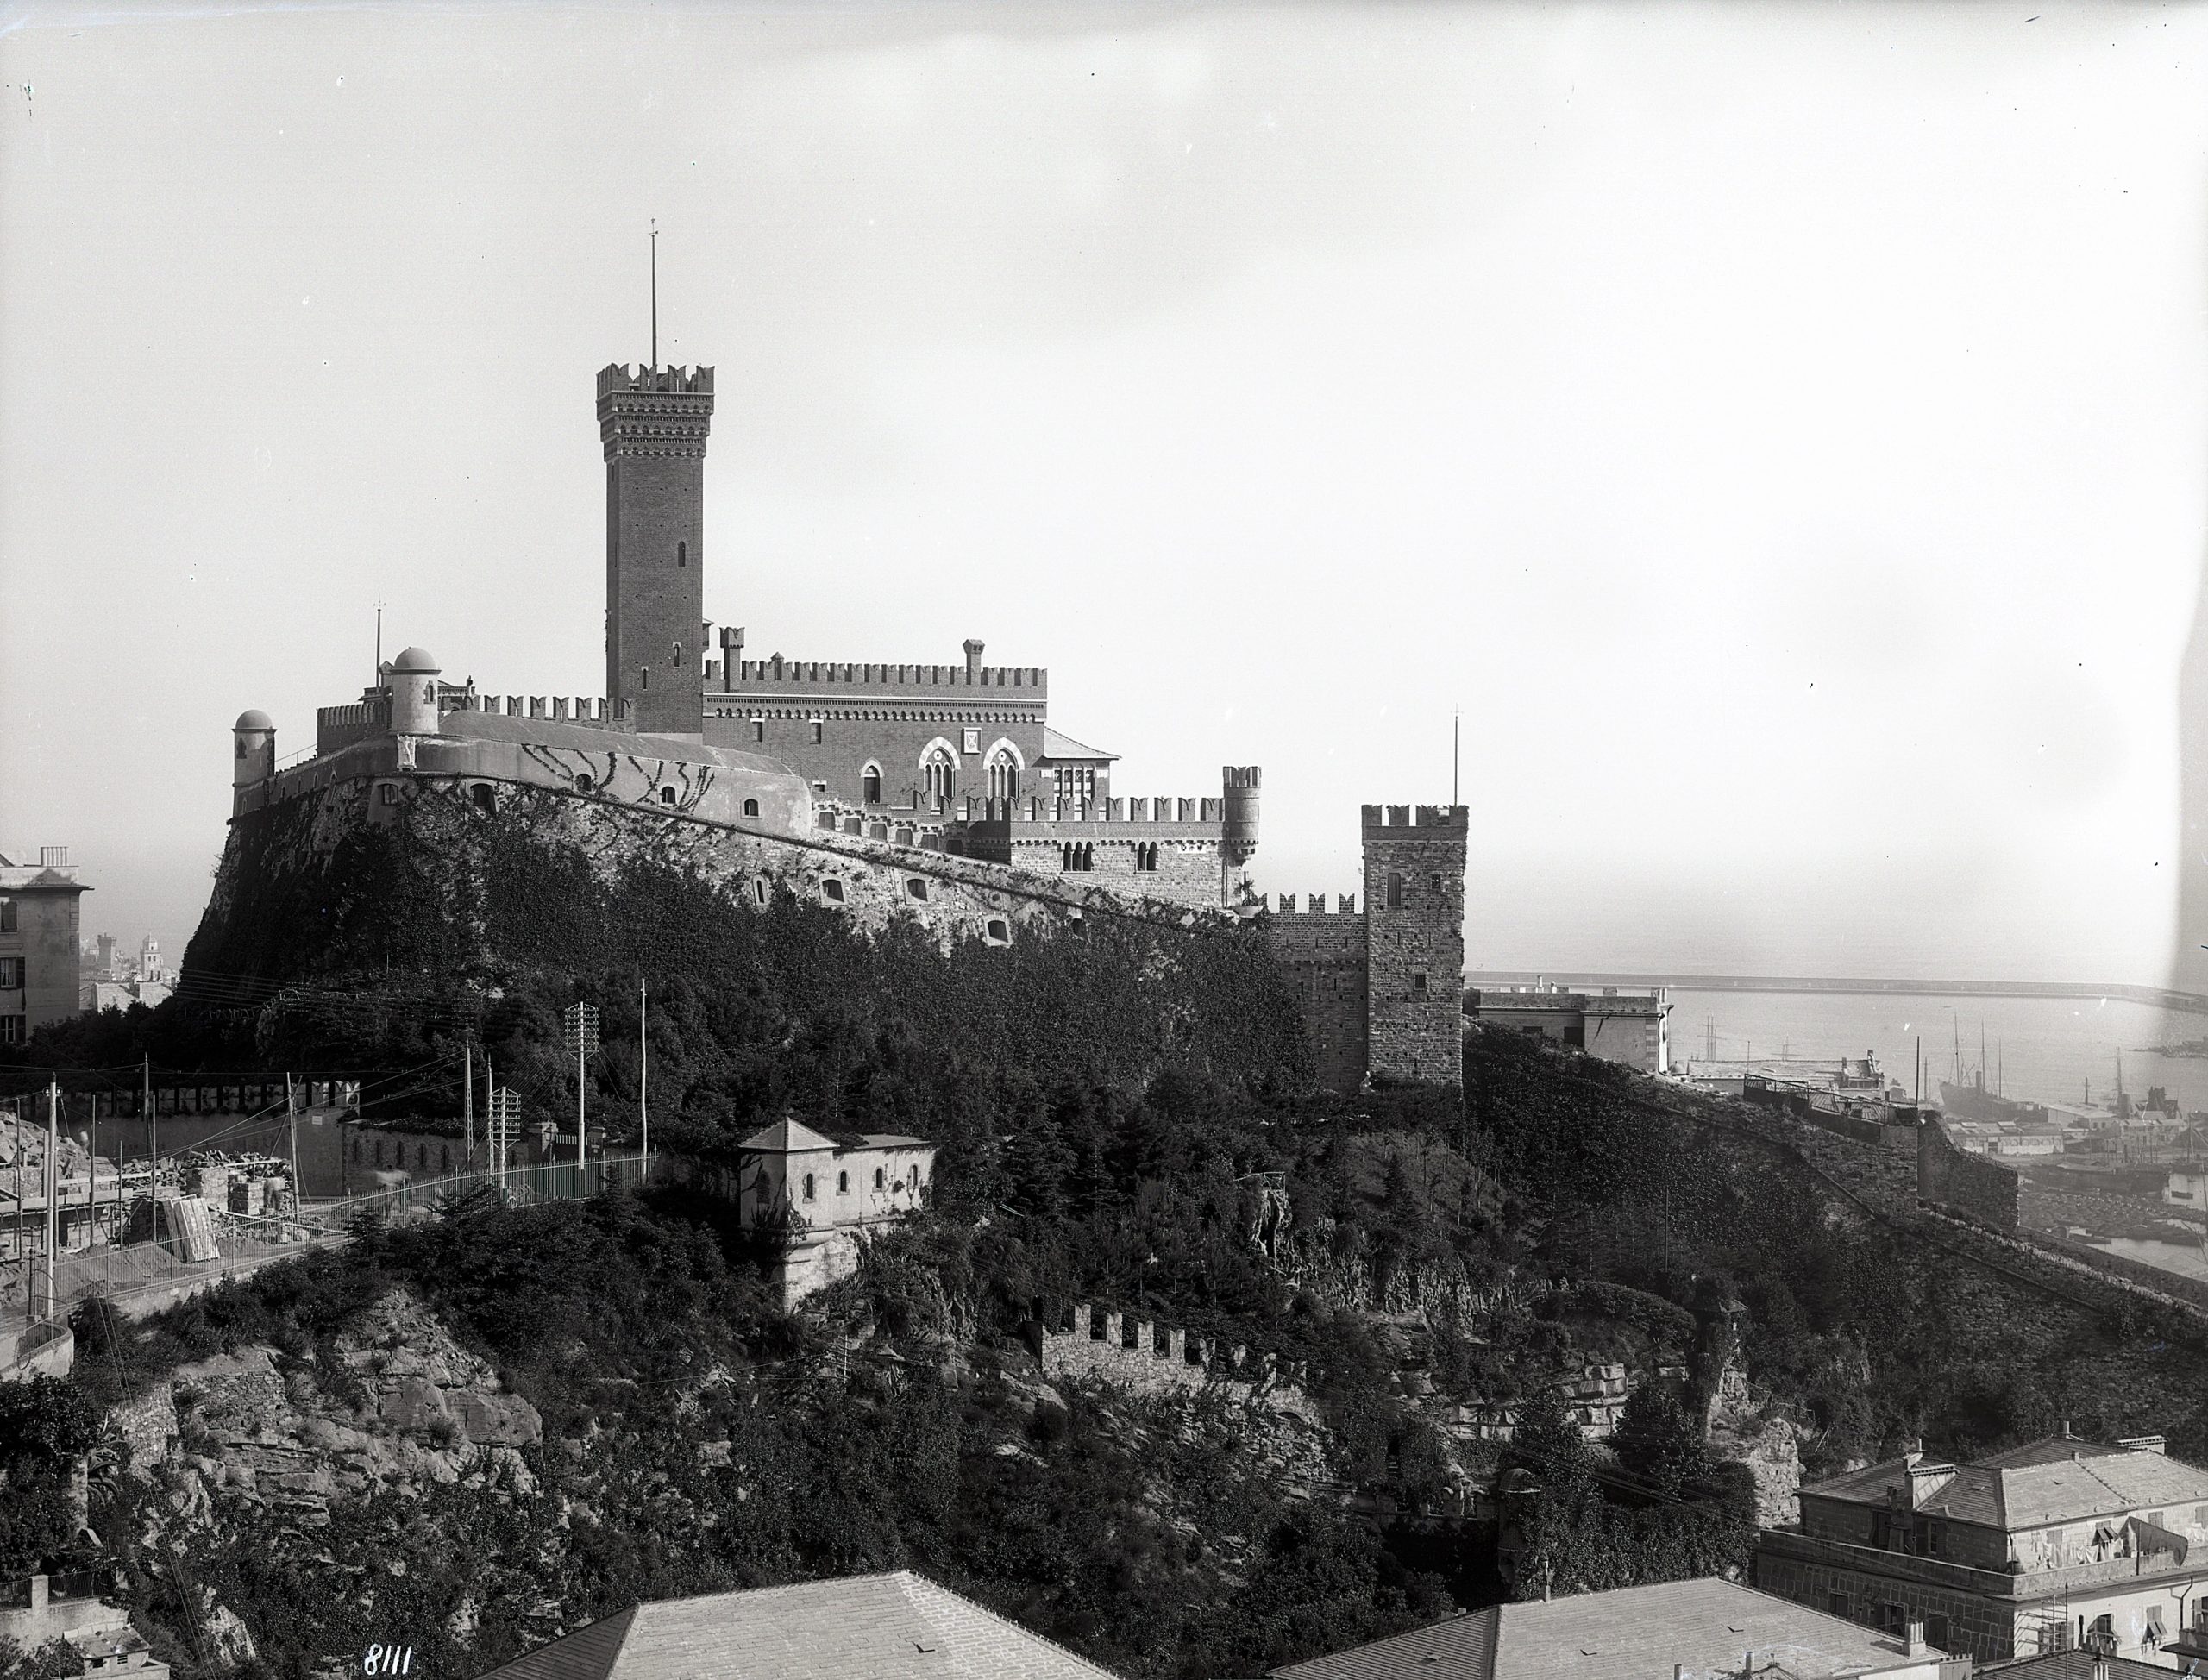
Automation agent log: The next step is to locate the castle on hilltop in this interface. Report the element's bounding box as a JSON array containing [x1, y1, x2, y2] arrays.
[[226, 356, 1467, 1092]]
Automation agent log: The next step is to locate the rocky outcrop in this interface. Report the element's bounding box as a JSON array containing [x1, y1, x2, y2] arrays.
[[160, 1287, 543, 1525]]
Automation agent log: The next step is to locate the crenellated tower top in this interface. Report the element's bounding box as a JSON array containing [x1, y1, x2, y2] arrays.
[[596, 364, 715, 461]]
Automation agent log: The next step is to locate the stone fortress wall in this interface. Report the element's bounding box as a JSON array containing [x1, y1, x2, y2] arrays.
[[219, 351, 1471, 1095], [1038, 1302, 1320, 1422]]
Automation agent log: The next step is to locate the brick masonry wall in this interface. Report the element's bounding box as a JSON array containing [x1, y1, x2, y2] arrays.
[[1005, 834, 1224, 912], [601, 369, 712, 735], [1363, 805, 1468, 1086], [707, 705, 1048, 808], [1266, 908, 1369, 1094]]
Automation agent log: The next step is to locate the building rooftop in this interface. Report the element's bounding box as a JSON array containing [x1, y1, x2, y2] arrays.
[[1268, 1580, 1946, 1680], [1979, 1653, 2174, 1680], [738, 1117, 842, 1154], [1040, 727, 1118, 763], [1801, 1437, 2208, 1530], [471, 1570, 1120, 1680]]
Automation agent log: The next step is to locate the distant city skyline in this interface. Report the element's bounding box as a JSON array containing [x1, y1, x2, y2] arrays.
[[3, 1, 2204, 985]]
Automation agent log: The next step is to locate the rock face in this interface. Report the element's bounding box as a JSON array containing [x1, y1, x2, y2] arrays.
[[161, 1286, 543, 1525], [1709, 1407, 1805, 1530]]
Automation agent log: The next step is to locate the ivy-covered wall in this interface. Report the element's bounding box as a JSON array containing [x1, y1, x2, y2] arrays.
[[179, 773, 1314, 1140]]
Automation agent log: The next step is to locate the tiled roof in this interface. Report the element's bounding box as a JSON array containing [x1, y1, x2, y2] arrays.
[[1270, 1607, 1496, 1680], [1802, 1439, 2208, 1531], [1979, 1653, 2174, 1680], [1039, 728, 1118, 763], [474, 1572, 1122, 1680], [1269, 1581, 1932, 1680], [738, 1117, 841, 1154]]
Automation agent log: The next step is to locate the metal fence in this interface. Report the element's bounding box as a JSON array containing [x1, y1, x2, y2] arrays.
[[308, 1152, 658, 1223]]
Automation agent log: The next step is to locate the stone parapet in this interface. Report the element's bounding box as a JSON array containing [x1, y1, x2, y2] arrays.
[[1039, 1302, 1318, 1420]]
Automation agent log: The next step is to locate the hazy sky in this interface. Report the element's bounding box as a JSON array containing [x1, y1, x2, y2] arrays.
[[3, 0, 2205, 983]]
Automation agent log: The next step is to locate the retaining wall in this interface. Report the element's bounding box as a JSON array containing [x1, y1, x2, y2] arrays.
[[1039, 1303, 1319, 1421]]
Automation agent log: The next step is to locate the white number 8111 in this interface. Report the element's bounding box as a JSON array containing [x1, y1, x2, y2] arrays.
[[362, 1646, 415, 1676]]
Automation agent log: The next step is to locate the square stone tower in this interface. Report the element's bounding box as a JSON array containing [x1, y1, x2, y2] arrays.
[[599, 364, 714, 737], [1362, 804, 1468, 1086]]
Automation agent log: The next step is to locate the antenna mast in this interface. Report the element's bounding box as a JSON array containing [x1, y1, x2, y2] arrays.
[[649, 220, 658, 373], [1452, 709, 1460, 807]]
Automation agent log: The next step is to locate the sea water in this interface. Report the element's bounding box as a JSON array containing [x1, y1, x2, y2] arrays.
[[1670, 988, 2208, 1115]]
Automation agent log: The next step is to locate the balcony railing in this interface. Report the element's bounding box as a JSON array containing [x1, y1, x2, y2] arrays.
[[1760, 1528, 2198, 1600]]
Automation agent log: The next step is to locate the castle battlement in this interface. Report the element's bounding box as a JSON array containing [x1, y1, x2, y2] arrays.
[[595, 363, 714, 398], [1040, 1303, 1315, 1416], [1361, 803, 1470, 833], [1270, 893, 1358, 916], [717, 658, 1047, 694]]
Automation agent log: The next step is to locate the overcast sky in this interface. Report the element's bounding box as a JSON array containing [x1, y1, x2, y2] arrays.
[[2, 0, 2205, 983]]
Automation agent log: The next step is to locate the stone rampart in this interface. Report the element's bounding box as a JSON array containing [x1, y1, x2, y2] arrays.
[[1040, 1304, 1319, 1421], [1917, 1118, 2022, 1228]]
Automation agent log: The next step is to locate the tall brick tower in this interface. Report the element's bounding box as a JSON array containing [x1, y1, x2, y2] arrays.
[[599, 363, 714, 737], [1362, 803, 1469, 1086]]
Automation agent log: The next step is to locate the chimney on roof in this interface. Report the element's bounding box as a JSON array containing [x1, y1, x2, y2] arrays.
[[2060, 1420, 2073, 1438], [1905, 1456, 1955, 1510], [963, 638, 984, 682], [1905, 1618, 1928, 1659]]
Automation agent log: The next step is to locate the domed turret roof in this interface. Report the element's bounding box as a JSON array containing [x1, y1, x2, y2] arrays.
[[234, 709, 275, 731], [391, 646, 440, 674]]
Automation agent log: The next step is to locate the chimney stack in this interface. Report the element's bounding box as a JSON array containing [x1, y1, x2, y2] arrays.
[[963, 638, 984, 682], [1904, 1618, 1927, 1659]]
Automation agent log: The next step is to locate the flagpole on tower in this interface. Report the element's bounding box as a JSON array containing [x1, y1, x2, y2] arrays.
[[649, 220, 658, 373]]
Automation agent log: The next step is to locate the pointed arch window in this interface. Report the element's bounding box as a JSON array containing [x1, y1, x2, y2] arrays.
[[862, 763, 883, 805], [923, 746, 956, 809], [987, 747, 1019, 802]]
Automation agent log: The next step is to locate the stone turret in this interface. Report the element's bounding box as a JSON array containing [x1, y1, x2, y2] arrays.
[[389, 648, 442, 736], [232, 710, 276, 787]]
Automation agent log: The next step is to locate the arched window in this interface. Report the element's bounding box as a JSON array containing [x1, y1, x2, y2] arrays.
[[471, 784, 496, 814], [752, 878, 769, 906], [641, 666, 650, 691], [874, 1167, 885, 1189], [574, 773, 596, 794], [660, 787, 676, 807], [821, 877, 845, 904], [674, 642, 684, 668], [909, 1165, 919, 1189], [1386, 871, 1404, 910], [676, 540, 687, 567], [987, 747, 1019, 802], [803, 1173, 816, 1200], [906, 877, 929, 902], [837, 1170, 850, 1194], [743, 798, 760, 818], [922, 746, 956, 808], [862, 764, 882, 804]]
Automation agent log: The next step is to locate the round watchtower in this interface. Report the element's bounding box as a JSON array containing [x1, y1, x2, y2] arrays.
[[232, 710, 276, 787], [389, 647, 442, 736], [1221, 765, 1261, 866]]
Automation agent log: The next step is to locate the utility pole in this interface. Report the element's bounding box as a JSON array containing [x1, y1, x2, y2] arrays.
[[563, 1002, 600, 1168], [44, 1081, 59, 1325], [285, 1074, 302, 1210], [638, 976, 649, 1173], [144, 1055, 154, 1190], [462, 1033, 474, 1166]]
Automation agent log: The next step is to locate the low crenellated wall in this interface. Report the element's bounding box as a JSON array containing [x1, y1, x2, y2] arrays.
[[1039, 1303, 1319, 1420]]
